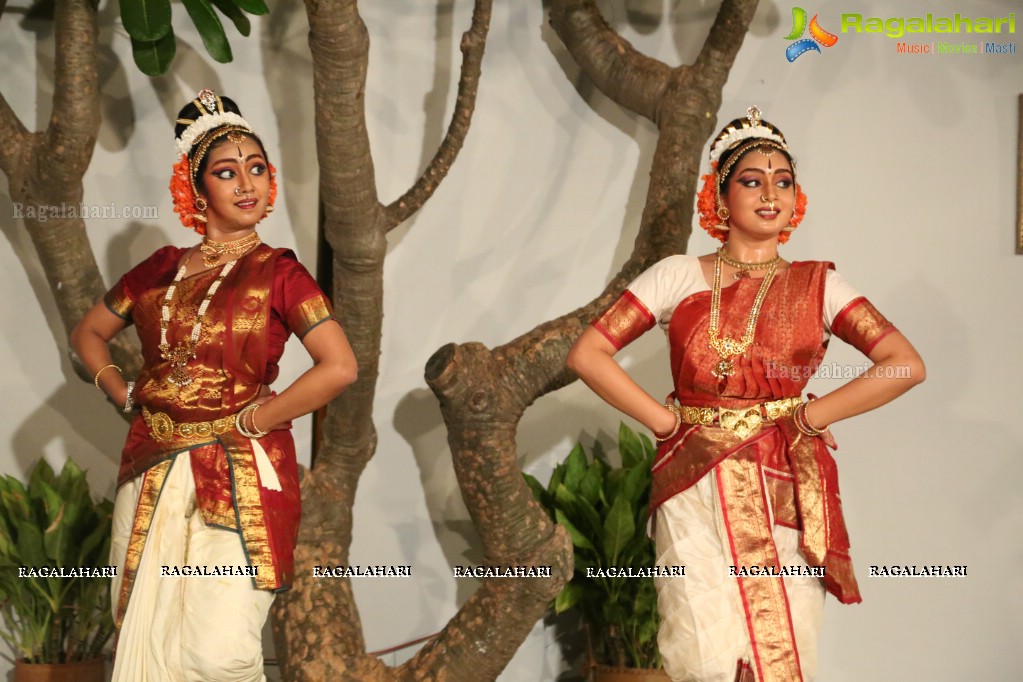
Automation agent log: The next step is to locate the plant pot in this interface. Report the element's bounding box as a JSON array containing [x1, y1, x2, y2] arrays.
[[594, 664, 671, 682], [14, 658, 106, 682]]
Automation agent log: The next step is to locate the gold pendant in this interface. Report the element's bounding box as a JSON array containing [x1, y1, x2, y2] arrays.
[[733, 269, 748, 280], [712, 358, 734, 378], [165, 343, 195, 386]]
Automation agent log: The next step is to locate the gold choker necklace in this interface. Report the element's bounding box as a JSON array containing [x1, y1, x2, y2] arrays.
[[707, 252, 778, 379], [200, 232, 261, 267], [716, 247, 781, 280]]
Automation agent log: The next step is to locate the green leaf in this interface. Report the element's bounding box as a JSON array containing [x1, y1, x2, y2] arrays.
[[181, 0, 233, 63], [75, 510, 111, 567], [211, 0, 251, 36], [602, 495, 635, 565], [638, 431, 656, 465], [44, 500, 81, 564], [618, 423, 644, 469], [620, 462, 648, 514], [29, 460, 56, 489], [562, 443, 587, 490], [120, 0, 172, 41], [14, 520, 47, 567], [578, 461, 603, 508], [554, 581, 584, 614], [547, 463, 564, 496], [557, 484, 602, 539], [522, 472, 545, 502], [1, 478, 30, 522], [606, 468, 626, 502], [131, 30, 177, 76], [554, 509, 595, 552], [233, 0, 269, 15]]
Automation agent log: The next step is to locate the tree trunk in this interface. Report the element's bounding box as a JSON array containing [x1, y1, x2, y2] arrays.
[[0, 0, 140, 379]]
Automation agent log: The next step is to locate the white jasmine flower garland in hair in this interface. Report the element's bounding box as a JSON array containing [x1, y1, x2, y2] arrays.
[[708, 126, 787, 163], [175, 112, 252, 156]]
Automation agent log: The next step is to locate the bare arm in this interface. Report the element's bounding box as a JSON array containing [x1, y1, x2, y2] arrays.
[[246, 320, 358, 433], [566, 326, 677, 436], [70, 300, 131, 406], [805, 330, 926, 429]]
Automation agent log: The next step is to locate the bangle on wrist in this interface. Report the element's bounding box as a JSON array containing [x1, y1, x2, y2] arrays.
[[235, 403, 270, 439], [94, 364, 122, 391], [794, 397, 827, 437], [123, 381, 136, 413], [655, 403, 682, 442], [249, 404, 269, 438]]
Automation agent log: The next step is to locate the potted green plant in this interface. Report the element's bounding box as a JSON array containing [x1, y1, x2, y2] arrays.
[[0, 458, 114, 681], [524, 424, 667, 681]]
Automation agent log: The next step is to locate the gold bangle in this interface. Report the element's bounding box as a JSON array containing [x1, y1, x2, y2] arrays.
[[802, 398, 827, 433], [655, 403, 683, 442], [794, 401, 825, 437], [248, 404, 270, 438], [94, 364, 122, 391]]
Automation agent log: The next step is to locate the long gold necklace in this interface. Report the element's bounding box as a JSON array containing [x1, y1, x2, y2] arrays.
[[707, 252, 777, 379], [199, 231, 261, 268], [159, 258, 239, 386], [716, 246, 780, 280]]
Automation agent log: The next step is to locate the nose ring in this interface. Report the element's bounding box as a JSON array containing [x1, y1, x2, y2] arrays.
[[234, 187, 253, 197]]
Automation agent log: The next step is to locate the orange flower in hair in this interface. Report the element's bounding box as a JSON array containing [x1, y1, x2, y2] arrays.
[[782, 183, 809, 244], [170, 153, 206, 235], [264, 162, 277, 218], [696, 166, 725, 243]]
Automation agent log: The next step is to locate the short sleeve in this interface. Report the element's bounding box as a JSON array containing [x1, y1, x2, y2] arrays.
[[103, 246, 182, 323], [825, 270, 897, 355], [591, 255, 705, 349], [272, 254, 336, 339], [822, 269, 862, 334]]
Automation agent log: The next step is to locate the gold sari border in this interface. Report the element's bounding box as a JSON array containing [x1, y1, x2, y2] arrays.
[[118, 442, 216, 488], [222, 434, 279, 591], [288, 296, 335, 340], [592, 289, 656, 350], [650, 426, 775, 515], [103, 281, 133, 321], [832, 297, 896, 355], [776, 417, 862, 604], [716, 453, 805, 682], [114, 458, 173, 634]]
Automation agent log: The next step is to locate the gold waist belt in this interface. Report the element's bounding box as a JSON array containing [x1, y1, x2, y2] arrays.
[[142, 406, 234, 443], [678, 397, 802, 440]]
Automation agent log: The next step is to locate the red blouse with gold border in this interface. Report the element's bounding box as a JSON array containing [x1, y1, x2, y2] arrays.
[[104, 243, 335, 595], [593, 260, 896, 681], [593, 261, 896, 603]]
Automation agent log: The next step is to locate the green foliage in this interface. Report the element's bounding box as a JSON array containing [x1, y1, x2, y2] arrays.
[[524, 424, 661, 669], [121, 0, 268, 76], [0, 459, 115, 663]]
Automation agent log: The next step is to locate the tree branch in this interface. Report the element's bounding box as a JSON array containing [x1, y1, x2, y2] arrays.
[[0, 95, 28, 178], [548, 0, 672, 123], [382, 0, 493, 229], [695, 0, 760, 74], [44, 0, 100, 190]]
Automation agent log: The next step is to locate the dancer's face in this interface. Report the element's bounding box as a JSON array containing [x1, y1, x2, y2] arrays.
[[199, 135, 270, 241]]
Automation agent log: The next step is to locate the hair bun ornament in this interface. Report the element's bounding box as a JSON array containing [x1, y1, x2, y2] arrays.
[[708, 104, 788, 164], [173, 88, 253, 157]]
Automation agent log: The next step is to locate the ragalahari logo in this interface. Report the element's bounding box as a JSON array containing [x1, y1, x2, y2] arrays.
[[784, 8, 839, 61]]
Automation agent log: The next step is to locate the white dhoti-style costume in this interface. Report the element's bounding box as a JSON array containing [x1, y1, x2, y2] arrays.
[[110, 456, 274, 682]]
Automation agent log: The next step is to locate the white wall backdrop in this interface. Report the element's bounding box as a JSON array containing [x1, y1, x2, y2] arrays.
[[1, 0, 1021, 679]]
